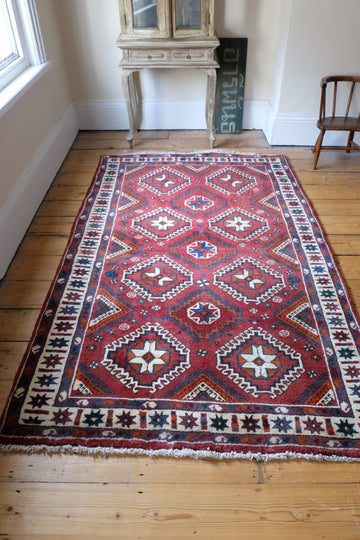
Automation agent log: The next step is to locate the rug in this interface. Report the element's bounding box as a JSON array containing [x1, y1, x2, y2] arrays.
[[1, 152, 360, 461]]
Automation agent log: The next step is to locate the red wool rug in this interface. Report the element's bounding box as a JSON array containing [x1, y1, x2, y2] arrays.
[[1, 152, 360, 461]]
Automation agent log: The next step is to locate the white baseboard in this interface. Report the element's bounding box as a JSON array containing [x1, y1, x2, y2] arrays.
[[243, 100, 272, 132], [264, 109, 360, 147], [75, 99, 209, 130], [75, 100, 128, 130], [75, 98, 272, 132], [268, 113, 319, 146], [76, 97, 360, 146], [0, 104, 78, 279]]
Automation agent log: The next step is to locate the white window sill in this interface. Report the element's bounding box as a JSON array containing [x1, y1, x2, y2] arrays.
[[0, 61, 51, 118]]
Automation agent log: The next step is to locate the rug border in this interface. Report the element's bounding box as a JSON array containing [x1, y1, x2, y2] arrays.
[[0, 157, 106, 434]]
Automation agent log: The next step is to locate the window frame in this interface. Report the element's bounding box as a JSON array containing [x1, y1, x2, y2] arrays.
[[0, 0, 48, 115]]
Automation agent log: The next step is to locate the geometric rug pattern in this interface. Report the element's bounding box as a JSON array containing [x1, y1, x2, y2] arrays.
[[1, 152, 360, 460]]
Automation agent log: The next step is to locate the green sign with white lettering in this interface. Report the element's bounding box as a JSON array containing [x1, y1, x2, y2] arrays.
[[215, 38, 248, 134]]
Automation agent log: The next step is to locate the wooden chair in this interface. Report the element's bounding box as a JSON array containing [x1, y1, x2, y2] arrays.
[[312, 75, 360, 169]]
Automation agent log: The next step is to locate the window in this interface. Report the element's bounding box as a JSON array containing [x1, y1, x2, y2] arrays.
[[0, 0, 26, 89], [0, 0, 47, 112]]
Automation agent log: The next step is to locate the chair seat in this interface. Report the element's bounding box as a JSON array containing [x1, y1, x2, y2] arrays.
[[318, 116, 360, 131]]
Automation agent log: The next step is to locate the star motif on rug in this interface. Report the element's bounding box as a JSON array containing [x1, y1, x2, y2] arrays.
[[239, 344, 278, 379], [187, 301, 221, 325], [224, 216, 252, 231], [148, 215, 177, 231], [128, 340, 169, 374], [185, 195, 214, 211], [187, 240, 217, 259]]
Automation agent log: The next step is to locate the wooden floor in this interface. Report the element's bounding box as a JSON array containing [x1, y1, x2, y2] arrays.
[[1, 130, 360, 539]]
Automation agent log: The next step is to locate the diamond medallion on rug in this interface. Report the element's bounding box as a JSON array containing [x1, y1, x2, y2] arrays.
[[1, 152, 360, 461]]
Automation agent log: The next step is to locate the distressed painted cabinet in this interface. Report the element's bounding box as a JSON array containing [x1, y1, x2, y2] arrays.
[[117, 0, 219, 147]]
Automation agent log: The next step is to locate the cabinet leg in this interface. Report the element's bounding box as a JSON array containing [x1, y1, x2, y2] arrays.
[[204, 68, 217, 149], [122, 69, 138, 148], [129, 72, 139, 133]]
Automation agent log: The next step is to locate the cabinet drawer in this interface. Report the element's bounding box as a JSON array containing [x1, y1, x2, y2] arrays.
[[128, 49, 169, 62], [170, 49, 209, 62]]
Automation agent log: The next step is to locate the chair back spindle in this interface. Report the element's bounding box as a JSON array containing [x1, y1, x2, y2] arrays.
[[345, 81, 355, 119], [332, 81, 337, 118]]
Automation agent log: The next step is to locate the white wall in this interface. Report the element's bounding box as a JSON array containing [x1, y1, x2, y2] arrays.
[[215, 0, 284, 102], [268, 0, 360, 145], [278, 0, 360, 115], [52, 0, 121, 101]]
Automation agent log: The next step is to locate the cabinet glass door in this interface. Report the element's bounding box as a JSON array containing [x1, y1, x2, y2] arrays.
[[132, 0, 158, 28], [175, 0, 200, 29], [173, 0, 209, 37], [121, 0, 169, 37]]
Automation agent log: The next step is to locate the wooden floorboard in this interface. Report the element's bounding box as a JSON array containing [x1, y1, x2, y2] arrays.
[[1, 130, 360, 539]]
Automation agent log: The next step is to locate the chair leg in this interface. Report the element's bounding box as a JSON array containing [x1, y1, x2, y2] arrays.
[[346, 131, 354, 152], [312, 130, 325, 169]]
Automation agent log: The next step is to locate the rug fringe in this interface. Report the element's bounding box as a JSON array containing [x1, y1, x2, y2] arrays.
[[1, 443, 359, 462]]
